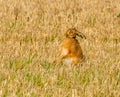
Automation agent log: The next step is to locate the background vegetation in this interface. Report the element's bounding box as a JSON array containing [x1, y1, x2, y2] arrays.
[[0, 0, 120, 97]]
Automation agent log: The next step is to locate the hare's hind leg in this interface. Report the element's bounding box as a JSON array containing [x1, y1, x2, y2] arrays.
[[60, 48, 69, 59]]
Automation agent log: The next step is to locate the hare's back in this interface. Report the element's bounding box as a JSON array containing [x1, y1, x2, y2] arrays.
[[61, 38, 78, 47], [61, 38, 82, 55]]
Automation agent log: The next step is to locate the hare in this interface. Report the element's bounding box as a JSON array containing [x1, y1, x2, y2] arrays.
[[60, 28, 86, 65]]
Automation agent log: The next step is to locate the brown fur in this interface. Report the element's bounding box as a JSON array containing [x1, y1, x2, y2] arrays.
[[60, 28, 86, 65]]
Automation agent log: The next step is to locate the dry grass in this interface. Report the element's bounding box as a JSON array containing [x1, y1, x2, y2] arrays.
[[0, 0, 120, 97]]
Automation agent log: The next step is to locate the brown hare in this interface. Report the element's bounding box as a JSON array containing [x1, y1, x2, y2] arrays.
[[60, 28, 86, 65]]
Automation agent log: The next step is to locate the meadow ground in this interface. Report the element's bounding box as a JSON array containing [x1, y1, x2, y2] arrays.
[[0, 0, 120, 97]]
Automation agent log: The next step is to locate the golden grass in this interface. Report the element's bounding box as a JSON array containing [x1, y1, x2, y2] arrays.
[[0, 0, 120, 97]]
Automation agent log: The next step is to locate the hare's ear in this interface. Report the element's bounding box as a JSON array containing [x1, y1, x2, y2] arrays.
[[77, 32, 86, 39]]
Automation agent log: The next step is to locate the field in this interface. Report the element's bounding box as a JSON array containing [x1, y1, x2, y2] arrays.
[[0, 0, 120, 97]]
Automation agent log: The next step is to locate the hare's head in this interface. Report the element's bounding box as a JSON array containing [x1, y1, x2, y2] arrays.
[[65, 28, 86, 39]]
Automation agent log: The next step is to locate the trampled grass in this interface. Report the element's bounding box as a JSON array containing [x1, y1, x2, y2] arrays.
[[0, 0, 120, 97]]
